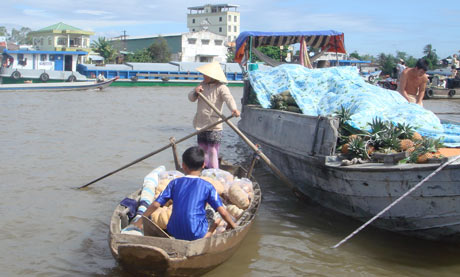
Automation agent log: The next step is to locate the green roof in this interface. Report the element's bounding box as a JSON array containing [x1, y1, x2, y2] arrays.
[[29, 22, 94, 35], [38, 22, 83, 32]]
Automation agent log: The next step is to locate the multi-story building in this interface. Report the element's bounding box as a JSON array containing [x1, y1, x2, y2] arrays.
[[27, 22, 94, 53], [187, 4, 240, 42]]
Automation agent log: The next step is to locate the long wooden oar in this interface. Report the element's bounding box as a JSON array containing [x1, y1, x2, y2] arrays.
[[197, 92, 295, 189], [78, 115, 234, 189]]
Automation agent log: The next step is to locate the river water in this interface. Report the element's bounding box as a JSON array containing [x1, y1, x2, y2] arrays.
[[1, 86, 460, 276]]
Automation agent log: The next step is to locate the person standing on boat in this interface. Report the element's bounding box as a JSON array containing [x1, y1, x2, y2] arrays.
[[397, 59, 429, 106], [188, 62, 240, 169], [396, 59, 406, 81], [452, 54, 459, 69]]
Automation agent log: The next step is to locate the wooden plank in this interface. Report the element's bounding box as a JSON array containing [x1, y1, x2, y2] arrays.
[[142, 216, 171, 238]]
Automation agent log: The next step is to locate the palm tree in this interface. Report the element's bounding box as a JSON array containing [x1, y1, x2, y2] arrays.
[[91, 37, 116, 63], [422, 44, 438, 69]]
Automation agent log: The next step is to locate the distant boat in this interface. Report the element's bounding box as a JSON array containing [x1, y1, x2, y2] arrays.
[[0, 77, 118, 92], [1, 49, 89, 84], [76, 62, 272, 87]]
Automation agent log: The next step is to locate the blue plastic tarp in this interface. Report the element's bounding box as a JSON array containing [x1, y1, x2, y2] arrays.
[[249, 64, 460, 147]]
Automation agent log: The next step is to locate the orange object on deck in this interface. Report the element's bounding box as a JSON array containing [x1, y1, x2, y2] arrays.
[[436, 148, 460, 157]]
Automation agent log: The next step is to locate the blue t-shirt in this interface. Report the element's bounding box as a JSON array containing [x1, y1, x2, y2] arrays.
[[155, 176, 223, 241]]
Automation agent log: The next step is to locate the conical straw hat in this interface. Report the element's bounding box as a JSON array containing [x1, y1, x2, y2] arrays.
[[196, 62, 228, 83]]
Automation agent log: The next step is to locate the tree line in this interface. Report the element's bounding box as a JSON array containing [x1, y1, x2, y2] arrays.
[[349, 44, 444, 75], [0, 26, 33, 44], [93, 36, 172, 63]]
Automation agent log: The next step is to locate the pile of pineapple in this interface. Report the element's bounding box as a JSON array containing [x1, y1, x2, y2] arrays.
[[269, 91, 302, 113], [336, 107, 444, 164]]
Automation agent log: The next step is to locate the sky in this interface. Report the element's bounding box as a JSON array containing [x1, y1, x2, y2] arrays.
[[1, 0, 459, 58]]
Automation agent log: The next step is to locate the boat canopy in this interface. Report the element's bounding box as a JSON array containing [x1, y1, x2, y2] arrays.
[[235, 30, 346, 65]]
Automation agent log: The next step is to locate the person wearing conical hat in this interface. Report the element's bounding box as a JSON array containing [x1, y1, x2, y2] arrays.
[[188, 62, 240, 169]]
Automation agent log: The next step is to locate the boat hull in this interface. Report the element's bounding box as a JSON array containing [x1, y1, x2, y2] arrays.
[[0, 77, 117, 92], [239, 104, 460, 241]]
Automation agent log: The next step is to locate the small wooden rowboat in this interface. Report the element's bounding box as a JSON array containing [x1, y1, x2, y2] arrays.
[[109, 164, 261, 276]]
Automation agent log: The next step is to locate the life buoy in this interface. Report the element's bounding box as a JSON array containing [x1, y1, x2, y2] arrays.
[[67, 75, 77, 82], [425, 89, 434, 99], [368, 75, 375, 82], [131, 76, 138, 82], [449, 89, 456, 97], [39, 73, 49, 82], [11, 70, 21, 80]]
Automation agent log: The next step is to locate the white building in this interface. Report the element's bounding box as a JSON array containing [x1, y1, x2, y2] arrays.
[[187, 4, 240, 42], [181, 30, 228, 63], [110, 30, 229, 63]]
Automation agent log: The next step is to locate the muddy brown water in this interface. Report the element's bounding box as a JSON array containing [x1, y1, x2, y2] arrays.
[[1, 86, 460, 276]]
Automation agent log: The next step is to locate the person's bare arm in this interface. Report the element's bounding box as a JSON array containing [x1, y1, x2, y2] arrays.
[[416, 76, 428, 105], [398, 70, 411, 102], [133, 201, 161, 229], [216, 206, 237, 229]]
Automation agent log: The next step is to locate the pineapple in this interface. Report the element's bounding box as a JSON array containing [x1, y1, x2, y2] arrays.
[[409, 137, 437, 163], [349, 134, 359, 140], [341, 143, 350, 154], [412, 132, 422, 141], [367, 145, 375, 156], [396, 122, 415, 140], [400, 139, 415, 151], [407, 146, 416, 153], [417, 152, 434, 163], [347, 137, 369, 159]]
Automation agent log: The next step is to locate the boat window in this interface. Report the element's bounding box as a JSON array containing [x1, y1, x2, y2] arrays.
[[188, 38, 196, 44], [215, 40, 223, 45], [17, 54, 27, 66], [40, 54, 47, 61], [201, 39, 210, 45]]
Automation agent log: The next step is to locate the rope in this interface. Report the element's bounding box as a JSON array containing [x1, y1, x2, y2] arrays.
[[332, 155, 460, 249]]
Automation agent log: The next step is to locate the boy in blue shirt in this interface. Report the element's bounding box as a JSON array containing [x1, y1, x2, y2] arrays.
[[134, 146, 237, 240]]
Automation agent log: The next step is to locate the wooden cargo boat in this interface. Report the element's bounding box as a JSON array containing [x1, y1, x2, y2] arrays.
[[235, 30, 460, 241], [109, 164, 261, 276]]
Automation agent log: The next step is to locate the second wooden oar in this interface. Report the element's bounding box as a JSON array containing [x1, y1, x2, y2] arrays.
[[78, 115, 234, 189], [197, 92, 296, 189]]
